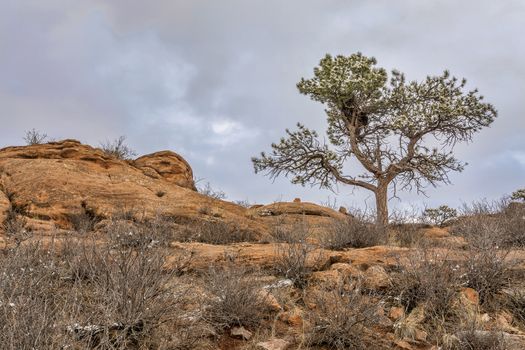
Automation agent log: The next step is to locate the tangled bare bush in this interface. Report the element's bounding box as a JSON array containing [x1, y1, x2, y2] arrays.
[[274, 240, 324, 289], [307, 281, 381, 350], [390, 250, 462, 320], [321, 216, 387, 250], [446, 329, 506, 350], [270, 216, 311, 243], [71, 244, 183, 348], [452, 199, 525, 248], [505, 289, 525, 328], [23, 128, 48, 145], [204, 267, 271, 330], [461, 246, 512, 308], [0, 241, 69, 349], [100, 135, 137, 160], [0, 237, 187, 350], [197, 181, 227, 200], [192, 219, 257, 244], [69, 209, 100, 234], [2, 207, 29, 240], [103, 215, 185, 248]]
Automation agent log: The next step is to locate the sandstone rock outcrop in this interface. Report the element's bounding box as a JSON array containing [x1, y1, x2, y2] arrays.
[[250, 201, 347, 219], [134, 151, 196, 190], [0, 140, 258, 233]]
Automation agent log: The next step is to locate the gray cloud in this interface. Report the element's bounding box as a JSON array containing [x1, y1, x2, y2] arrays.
[[1, 1, 524, 211]]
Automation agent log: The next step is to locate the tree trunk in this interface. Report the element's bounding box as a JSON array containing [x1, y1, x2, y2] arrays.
[[375, 184, 389, 226]]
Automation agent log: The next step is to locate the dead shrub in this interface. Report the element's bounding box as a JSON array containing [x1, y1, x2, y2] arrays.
[[197, 181, 227, 200], [500, 202, 525, 247], [64, 241, 185, 349], [452, 199, 525, 248], [446, 330, 506, 350], [99, 135, 137, 160], [0, 236, 188, 350], [0, 241, 69, 349], [270, 216, 311, 243], [306, 280, 382, 349], [104, 215, 179, 249], [389, 223, 422, 248], [2, 207, 29, 243], [389, 249, 462, 319], [320, 216, 387, 250], [505, 289, 525, 328], [204, 267, 271, 330], [274, 240, 324, 289], [193, 219, 257, 244], [69, 209, 100, 234], [461, 246, 512, 308], [23, 128, 48, 145]]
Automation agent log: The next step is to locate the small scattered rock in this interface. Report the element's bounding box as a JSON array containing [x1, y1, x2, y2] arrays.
[[389, 306, 405, 321], [479, 313, 491, 323], [257, 338, 290, 350], [258, 209, 274, 217], [414, 329, 428, 342], [263, 279, 293, 290], [394, 339, 414, 350], [460, 287, 479, 305], [363, 265, 391, 290], [231, 326, 252, 340], [257, 290, 282, 312], [293, 198, 301, 203], [279, 309, 303, 327], [338, 206, 347, 214]]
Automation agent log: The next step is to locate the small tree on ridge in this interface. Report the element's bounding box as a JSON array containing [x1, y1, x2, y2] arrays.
[[252, 53, 497, 225]]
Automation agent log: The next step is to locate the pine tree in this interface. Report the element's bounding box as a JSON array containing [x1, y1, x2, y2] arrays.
[[252, 53, 497, 225]]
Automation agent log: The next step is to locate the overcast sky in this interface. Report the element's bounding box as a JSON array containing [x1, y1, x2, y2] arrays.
[[1, 1, 524, 212]]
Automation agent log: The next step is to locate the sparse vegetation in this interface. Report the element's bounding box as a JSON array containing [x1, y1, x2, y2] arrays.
[[23, 128, 48, 145], [100, 135, 137, 160], [192, 219, 257, 244], [2, 127, 525, 349], [306, 281, 381, 349], [204, 266, 272, 330], [461, 245, 512, 308], [273, 221, 324, 288], [446, 329, 506, 350], [390, 249, 461, 319], [2, 207, 28, 239], [320, 215, 387, 250], [452, 199, 525, 248], [0, 236, 189, 350], [197, 181, 227, 200]]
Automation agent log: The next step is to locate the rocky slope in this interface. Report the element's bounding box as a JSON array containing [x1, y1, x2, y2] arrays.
[[0, 140, 346, 236]]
